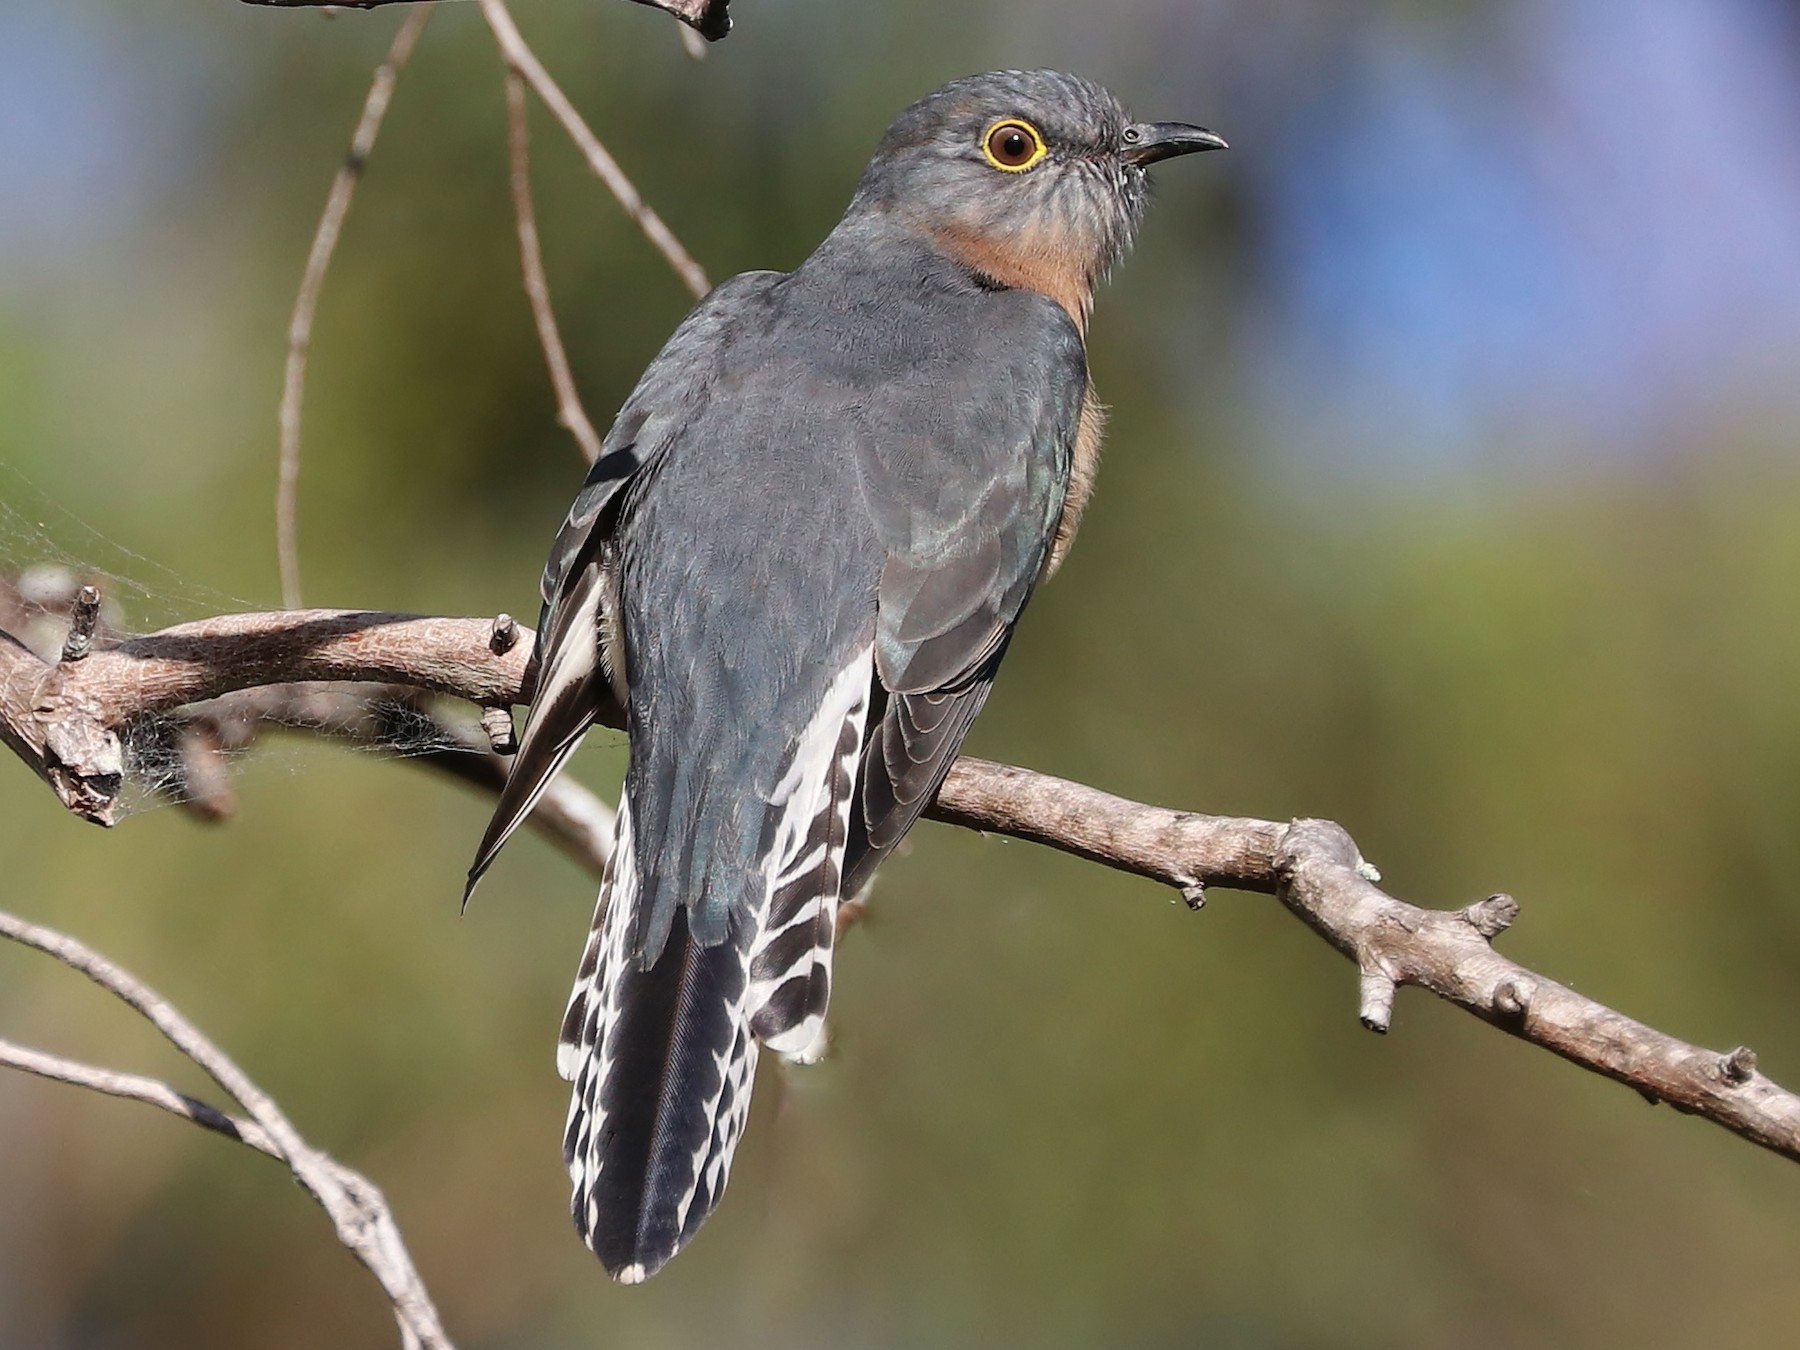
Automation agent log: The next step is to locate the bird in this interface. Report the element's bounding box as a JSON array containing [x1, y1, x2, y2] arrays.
[[466, 69, 1224, 1284]]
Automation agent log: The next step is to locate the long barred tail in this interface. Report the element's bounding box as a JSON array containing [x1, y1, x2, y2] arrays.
[[558, 801, 760, 1283], [557, 650, 872, 1282]]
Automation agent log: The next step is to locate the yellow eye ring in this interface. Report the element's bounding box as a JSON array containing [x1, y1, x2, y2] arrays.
[[981, 118, 1048, 172]]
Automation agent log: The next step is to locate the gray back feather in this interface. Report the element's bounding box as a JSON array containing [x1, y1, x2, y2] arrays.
[[567, 218, 1086, 960]]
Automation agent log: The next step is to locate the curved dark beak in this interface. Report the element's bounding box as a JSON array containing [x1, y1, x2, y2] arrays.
[[1122, 121, 1229, 166]]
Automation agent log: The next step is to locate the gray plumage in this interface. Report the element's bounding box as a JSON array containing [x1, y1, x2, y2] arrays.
[[467, 69, 1223, 1283]]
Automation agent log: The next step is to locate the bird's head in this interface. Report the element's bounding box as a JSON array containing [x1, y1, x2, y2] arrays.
[[849, 70, 1225, 329]]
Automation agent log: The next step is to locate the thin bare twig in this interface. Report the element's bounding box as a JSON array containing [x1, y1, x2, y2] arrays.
[[277, 6, 433, 610], [243, 0, 735, 43], [0, 908, 452, 1349], [2, 603, 1797, 1171], [478, 0, 711, 300], [628, 0, 733, 40], [0, 1036, 279, 1156], [504, 70, 607, 464]]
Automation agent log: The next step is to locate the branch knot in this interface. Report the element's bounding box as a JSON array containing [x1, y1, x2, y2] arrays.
[[1462, 893, 1519, 939], [480, 705, 519, 756], [1493, 977, 1535, 1021], [1722, 1046, 1759, 1086], [41, 715, 123, 825], [1358, 966, 1398, 1034], [489, 613, 520, 655], [59, 584, 102, 663]]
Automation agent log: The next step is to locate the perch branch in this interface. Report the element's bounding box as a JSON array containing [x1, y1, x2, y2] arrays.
[[277, 5, 432, 610], [0, 908, 452, 1349], [478, 0, 711, 299], [1, 605, 1796, 1169], [0, 585, 612, 869], [0, 609, 528, 824]]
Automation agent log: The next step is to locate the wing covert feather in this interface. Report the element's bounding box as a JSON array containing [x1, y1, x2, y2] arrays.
[[849, 292, 1088, 882]]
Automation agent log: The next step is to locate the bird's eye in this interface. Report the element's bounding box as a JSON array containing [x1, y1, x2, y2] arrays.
[[982, 119, 1047, 172]]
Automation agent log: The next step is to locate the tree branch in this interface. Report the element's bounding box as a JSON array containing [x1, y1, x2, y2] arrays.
[[1, 603, 1795, 1169], [0, 908, 452, 1349]]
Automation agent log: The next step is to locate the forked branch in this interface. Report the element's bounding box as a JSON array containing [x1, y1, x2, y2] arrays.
[[0, 908, 451, 1349], [270, 0, 705, 615]]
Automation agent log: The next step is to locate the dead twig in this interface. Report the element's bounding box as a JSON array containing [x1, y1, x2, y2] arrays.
[[0, 908, 452, 1349], [277, 5, 433, 610], [243, 0, 734, 44], [0, 1036, 279, 1156], [503, 69, 607, 463]]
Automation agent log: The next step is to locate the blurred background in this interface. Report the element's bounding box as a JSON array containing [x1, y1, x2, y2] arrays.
[[4, 0, 1800, 1345]]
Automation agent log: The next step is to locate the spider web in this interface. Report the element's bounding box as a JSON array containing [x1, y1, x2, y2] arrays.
[[0, 459, 492, 822]]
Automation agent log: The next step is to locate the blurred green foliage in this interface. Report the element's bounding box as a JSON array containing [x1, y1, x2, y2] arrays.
[[3, 3, 1800, 1347]]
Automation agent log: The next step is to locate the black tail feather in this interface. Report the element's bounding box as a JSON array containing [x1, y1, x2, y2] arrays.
[[567, 904, 758, 1283]]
